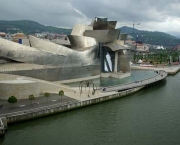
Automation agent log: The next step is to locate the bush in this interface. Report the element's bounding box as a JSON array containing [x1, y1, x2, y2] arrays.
[[7, 96, 17, 107], [150, 61, 153, 64]]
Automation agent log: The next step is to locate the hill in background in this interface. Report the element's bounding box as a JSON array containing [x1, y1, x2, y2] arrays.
[[0, 20, 72, 35], [119, 26, 180, 47], [0, 20, 180, 47]]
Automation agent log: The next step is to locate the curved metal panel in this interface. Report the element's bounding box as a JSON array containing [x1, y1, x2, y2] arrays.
[[71, 24, 93, 36], [50, 39, 70, 47], [29, 35, 73, 56], [30, 36, 98, 65], [0, 38, 62, 65], [84, 30, 108, 42], [0, 56, 14, 64], [108, 21, 117, 29], [0, 38, 99, 67], [118, 50, 131, 72], [29, 36, 99, 64], [90, 17, 109, 30], [119, 34, 128, 40], [68, 35, 98, 51], [105, 29, 120, 43], [103, 43, 136, 52]]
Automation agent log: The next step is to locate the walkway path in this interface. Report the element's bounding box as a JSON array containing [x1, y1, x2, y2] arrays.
[[0, 93, 77, 117], [101, 70, 167, 92], [132, 65, 180, 74], [0, 70, 168, 117]]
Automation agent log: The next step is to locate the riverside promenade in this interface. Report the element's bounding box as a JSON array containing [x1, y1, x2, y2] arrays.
[[0, 70, 167, 127], [132, 64, 180, 74], [100, 70, 167, 92]]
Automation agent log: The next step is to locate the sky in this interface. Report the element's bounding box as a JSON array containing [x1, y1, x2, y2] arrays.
[[0, 0, 180, 36]]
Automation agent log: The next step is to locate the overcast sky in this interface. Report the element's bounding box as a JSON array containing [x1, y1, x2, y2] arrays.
[[0, 0, 180, 35]]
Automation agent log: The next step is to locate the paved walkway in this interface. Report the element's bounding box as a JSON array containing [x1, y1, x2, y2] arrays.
[[59, 70, 167, 101], [64, 87, 115, 101], [132, 65, 180, 74], [0, 70, 168, 116], [0, 93, 77, 116], [101, 70, 167, 92]]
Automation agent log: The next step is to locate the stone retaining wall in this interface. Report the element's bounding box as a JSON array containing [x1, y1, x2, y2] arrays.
[[0, 80, 39, 99], [4, 86, 144, 124]]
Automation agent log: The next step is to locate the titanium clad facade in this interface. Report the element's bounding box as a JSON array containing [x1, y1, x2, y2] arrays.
[[29, 36, 99, 66], [108, 21, 117, 29], [90, 17, 109, 30], [71, 24, 93, 36], [105, 29, 120, 43], [0, 16, 135, 81], [84, 30, 109, 42], [67, 35, 98, 51]]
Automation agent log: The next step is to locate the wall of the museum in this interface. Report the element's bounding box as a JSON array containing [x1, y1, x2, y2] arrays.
[[0, 80, 39, 99], [2, 65, 100, 81]]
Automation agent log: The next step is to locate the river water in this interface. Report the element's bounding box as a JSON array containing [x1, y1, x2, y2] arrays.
[[1, 70, 180, 145]]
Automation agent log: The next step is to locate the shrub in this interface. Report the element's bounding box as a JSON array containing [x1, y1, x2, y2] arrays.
[[7, 96, 17, 107]]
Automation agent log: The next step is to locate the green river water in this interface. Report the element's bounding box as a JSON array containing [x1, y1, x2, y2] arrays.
[[1, 70, 180, 145]]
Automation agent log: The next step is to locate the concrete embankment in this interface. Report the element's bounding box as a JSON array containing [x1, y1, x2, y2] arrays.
[[0, 117, 8, 136], [132, 65, 180, 75], [1, 86, 144, 124]]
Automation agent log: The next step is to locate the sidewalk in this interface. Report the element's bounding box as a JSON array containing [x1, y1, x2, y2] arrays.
[[132, 65, 180, 74], [0, 93, 77, 115]]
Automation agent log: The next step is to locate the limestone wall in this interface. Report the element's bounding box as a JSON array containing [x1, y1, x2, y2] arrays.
[[0, 80, 39, 99], [4, 86, 144, 124], [3, 65, 100, 81], [0, 73, 74, 94]]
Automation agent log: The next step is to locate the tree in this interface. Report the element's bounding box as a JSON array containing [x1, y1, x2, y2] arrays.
[[7, 96, 17, 107], [59, 90, 64, 101], [29, 94, 35, 105], [150, 60, 153, 64], [44, 92, 50, 102]]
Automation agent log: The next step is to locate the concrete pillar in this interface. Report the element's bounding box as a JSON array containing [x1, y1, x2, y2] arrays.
[[114, 51, 118, 73]]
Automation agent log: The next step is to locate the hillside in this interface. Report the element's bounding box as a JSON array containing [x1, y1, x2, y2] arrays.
[[0, 20, 180, 47], [120, 26, 180, 47], [0, 20, 72, 35]]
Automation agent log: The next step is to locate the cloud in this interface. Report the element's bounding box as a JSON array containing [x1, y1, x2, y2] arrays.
[[0, 0, 180, 33]]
